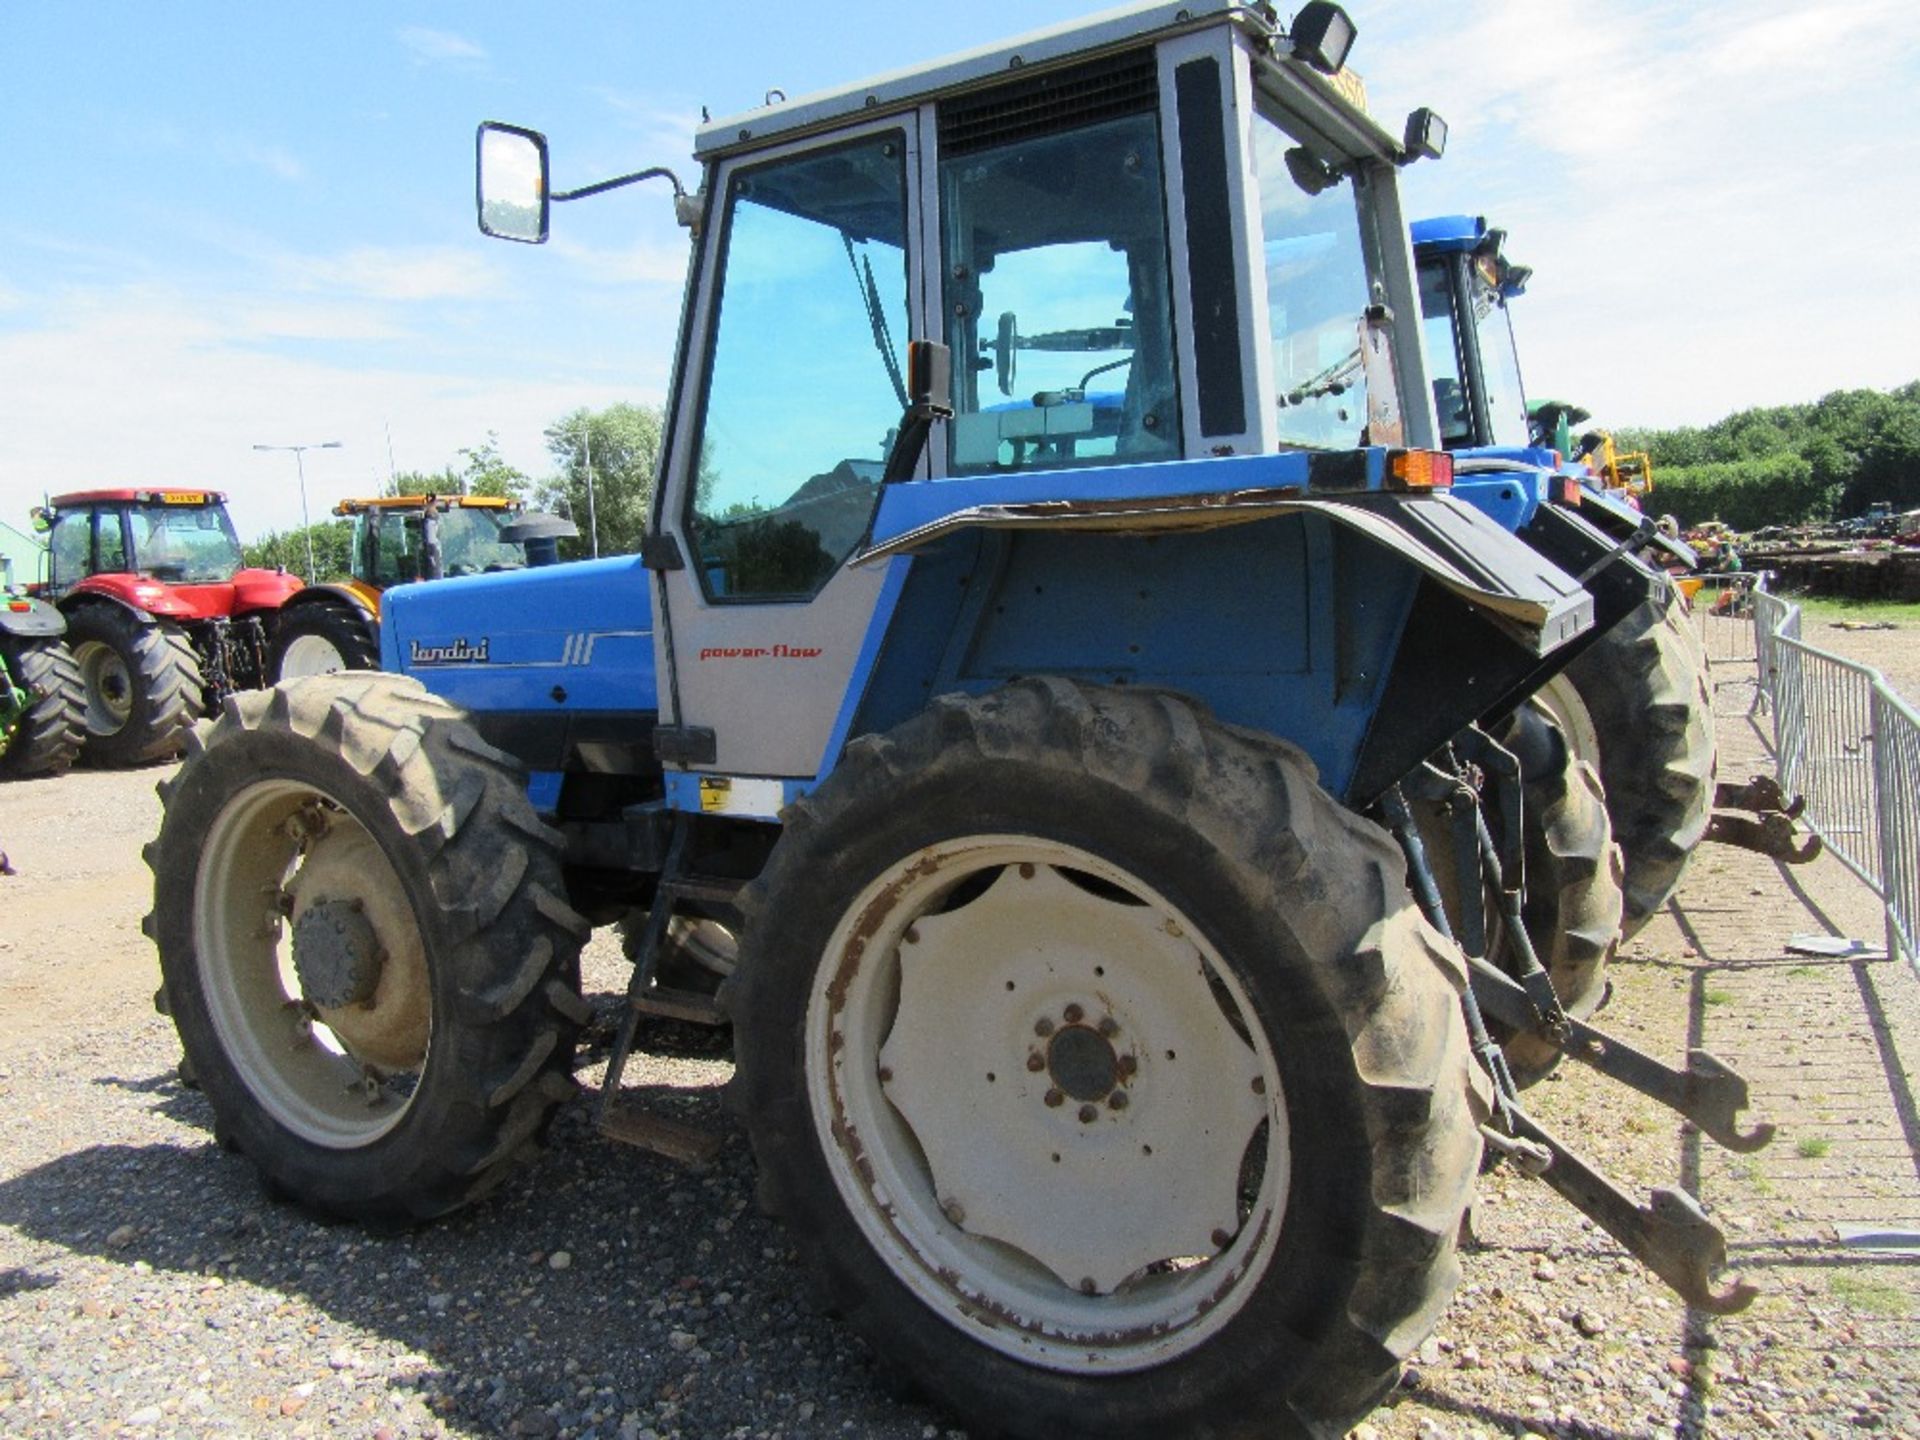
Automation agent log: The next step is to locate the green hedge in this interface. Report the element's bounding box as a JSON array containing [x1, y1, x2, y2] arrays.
[[1648, 454, 1842, 532]]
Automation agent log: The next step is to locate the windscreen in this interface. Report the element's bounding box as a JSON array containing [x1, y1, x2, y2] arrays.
[[130, 502, 244, 582], [438, 508, 524, 576], [1250, 111, 1377, 450], [1469, 261, 1531, 450]]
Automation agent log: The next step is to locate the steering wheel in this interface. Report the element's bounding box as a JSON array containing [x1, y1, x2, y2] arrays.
[[987, 311, 1018, 396]]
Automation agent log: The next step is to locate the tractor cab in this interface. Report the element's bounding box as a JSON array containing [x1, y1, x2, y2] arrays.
[[337, 494, 529, 591], [42, 489, 249, 593], [1411, 214, 1533, 453]]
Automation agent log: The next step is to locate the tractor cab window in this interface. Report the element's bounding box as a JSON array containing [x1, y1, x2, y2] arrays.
[[130, 502, 244, 582], [365, 512, 423, 587], [688, 131, 910, 601], [940, 106, 1180, 474], [48, 512, 92, 588], [1250, 111, 1378, 450], [95, 509, 128, 574], [1417, 259, 1474, 448], [439, 508, 524, 576], [1468, 261, 1530, 450]]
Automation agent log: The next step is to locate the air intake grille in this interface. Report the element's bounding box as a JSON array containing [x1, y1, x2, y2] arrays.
[[939, 50, 1158, 157]]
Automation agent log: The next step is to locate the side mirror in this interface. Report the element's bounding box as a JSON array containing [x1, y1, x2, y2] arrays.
[[28, 506, 50, 533], [476, 122, 550, 243]]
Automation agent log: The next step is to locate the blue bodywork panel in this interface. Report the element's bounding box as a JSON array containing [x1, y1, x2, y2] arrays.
[[380, 555, 659, 715], [848, 514, 1417, 801]]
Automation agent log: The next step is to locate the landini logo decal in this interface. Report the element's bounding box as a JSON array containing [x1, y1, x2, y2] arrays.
[[410, 637, 490, 665]]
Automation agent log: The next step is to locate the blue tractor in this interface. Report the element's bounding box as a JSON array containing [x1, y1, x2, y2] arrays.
[[1413, 213, 1719, 937], [149, 8, 1770, 1435]]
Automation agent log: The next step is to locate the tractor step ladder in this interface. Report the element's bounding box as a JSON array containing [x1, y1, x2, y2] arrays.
[[594, 813, 739, 1165]]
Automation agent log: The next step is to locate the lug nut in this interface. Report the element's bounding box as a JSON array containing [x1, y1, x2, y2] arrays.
[[1118, 1053, 1138, 1077], [1044, 1088, 1064, 1108], [1034, 1017, 1055, 1038], [1025, 1053, 1046, 1073], [1019, 863, 1036, 878], [942, 1199, 966, 1226], [1097, 1016, 1118, 1038], [1079, 1277, 1098, 1295], [1212, 1228, 1233, 1249], [1078, 1104, 1098, 1124], [1251, 1076, 1266, 1095], [1063, 1003, 1084, 1024], [1108, 1090, 1129, 1111]]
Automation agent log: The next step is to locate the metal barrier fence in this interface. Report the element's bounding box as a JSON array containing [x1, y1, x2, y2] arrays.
[[1752, 581, 1919, 968], [1688, 572, 1760, 667]]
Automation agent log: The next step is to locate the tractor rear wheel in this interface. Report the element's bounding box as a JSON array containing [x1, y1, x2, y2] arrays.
[[1416, 701, 1623, 1087], [1502, 707, 1625, 1084], [65, 604, 204, 766], [0, 638, 85, 778], [269, 602, 380, 682], [1562, 588, 1715, 937], [146, 673, 589, 1223], [732, 678, 1484, 1439]]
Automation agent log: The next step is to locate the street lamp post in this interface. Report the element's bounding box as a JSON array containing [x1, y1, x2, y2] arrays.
[[253, 441, 343, 581]]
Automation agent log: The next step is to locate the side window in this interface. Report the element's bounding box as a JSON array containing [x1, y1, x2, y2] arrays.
[[95, 509, 128, 573], [688, 132, 910, 602], [1417, 260, 1474, 449], [49, 512, 91, 586], [941, 110, 1181, 474], [374, 513, 422, 586]]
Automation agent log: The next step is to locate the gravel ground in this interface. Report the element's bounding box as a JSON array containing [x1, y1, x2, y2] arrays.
[[3, 679, 1918, 1439]]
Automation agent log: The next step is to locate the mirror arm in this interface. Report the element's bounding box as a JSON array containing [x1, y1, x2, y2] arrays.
[[552, 166, 689, 203]]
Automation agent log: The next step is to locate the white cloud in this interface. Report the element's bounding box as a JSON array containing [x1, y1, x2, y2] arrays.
[[397, 26, 487, 66], [216, 138, 306, 182], [0, 282, 678, 538], [276, 246, 503, 302]]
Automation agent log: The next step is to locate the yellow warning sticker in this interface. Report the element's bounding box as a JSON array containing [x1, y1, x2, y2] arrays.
[[158, 490, 210, 505], [698, 776, 732, 812]]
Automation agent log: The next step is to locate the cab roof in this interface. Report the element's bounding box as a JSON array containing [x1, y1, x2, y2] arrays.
[[331, 495, 519, 515], [1410, 214, 1488, 256], [695, 0, 1402, 165], [50, 489, 228, 508]]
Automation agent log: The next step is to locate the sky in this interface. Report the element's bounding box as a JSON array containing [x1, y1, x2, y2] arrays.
[[3, 1, 1917, 542]]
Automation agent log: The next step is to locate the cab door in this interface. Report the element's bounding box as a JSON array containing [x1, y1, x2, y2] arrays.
[[652, 116, 927, 784]]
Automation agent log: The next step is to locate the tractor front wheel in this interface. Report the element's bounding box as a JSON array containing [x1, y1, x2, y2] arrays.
[[269, 602, 380, 682], [65, 604, 203, 766], [0, 638, 85, 778], [146, 673, 589, 1223], [732, 678, 1484, 1439]]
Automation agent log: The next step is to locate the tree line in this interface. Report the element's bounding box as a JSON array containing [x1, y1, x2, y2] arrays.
[[242, 403, 663, 578], [1617, 381, 1920, 532]]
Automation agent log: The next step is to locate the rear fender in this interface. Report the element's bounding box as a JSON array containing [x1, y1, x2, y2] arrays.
[[849, 492, 1595, 805], [60, 576, 198, 621], [0, 597, 66, 641]]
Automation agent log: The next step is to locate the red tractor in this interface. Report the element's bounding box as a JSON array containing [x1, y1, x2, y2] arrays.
[[36, 489, 302, 765]]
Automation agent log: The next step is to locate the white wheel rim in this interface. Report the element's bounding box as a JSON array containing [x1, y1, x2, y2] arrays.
[[1537, 674, 1602, 775], [192, 779, 430, 1147], [809, 835, 1288, 1372], [281, 633, 349, 678], [72, 639, 132, 734]]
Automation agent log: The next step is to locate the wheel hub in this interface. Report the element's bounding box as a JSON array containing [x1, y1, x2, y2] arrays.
[[1043, 1017, 1123, 1105], [291, 899, 385, 1010]]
